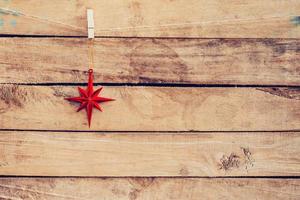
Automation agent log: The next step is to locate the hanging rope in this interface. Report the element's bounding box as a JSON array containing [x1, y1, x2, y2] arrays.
[[88, 39, 95, 70], [0, 7, 297, 33]]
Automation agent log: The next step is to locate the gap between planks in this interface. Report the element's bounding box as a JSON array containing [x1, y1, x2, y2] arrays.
[[0, 176, 300, 179], [1, 129, 300, 133], [2, 82, 300, 88], [1, 35, 300, 40]]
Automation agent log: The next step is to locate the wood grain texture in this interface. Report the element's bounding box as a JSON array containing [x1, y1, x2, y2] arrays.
[[0, 131, 299, 176], [0, 178, 299, 200], [0, 85, 300, 131], [1, 38, 300, 85], [0, 0, 299, 38]]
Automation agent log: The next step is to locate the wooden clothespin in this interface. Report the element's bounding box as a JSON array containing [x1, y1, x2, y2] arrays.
[[87, 9, 94, 38]]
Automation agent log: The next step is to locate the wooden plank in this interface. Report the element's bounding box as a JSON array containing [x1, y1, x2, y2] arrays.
[[1, 38, 300, 85], [0, 178, 299, 200], [0, 0, 299, 38], [0, 85, 299, 131], [0, 131, 299, 176]]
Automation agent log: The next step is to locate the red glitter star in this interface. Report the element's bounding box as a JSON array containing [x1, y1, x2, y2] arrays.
[[65, 69, 114, 127]]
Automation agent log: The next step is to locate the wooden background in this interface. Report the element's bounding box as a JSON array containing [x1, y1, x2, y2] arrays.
[[0, 0, 299, 199]]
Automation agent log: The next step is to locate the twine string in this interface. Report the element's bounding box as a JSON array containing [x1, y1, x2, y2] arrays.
[[0, 8, 297, 33], [96, 14, 297, 32], [88, 39, 95, 70], [0, 8, 85, 32]]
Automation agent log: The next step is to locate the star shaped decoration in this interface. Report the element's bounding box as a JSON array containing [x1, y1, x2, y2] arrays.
[[65, 69, 114, 127]]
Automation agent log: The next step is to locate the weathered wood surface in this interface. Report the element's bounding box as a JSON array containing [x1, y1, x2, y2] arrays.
[[0, 131, 299, 176], [0, 85, 299, 131], [0, 0, 299, 38], [1, 38, 300, 85], [0, 178, 299, 200]]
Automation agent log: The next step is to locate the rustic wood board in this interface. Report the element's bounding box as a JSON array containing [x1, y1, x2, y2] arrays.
[[0, 0, 299, 38], [0, 1, 299, 198], [0, 85, 299, 131], [0, 178, 299, 200], [1, 38, 300, 85], [0, 131, 299, 176]]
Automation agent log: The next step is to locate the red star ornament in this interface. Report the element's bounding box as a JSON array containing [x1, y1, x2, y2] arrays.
[[65, 69, 114, 127]]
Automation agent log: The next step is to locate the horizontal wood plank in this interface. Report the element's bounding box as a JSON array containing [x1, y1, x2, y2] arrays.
[[0, 0, 299, 38], [1, 38, 300, 85], [0, 178, 299, 199], [0, 131, 299, 176], [0, 85, 299, 131]]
